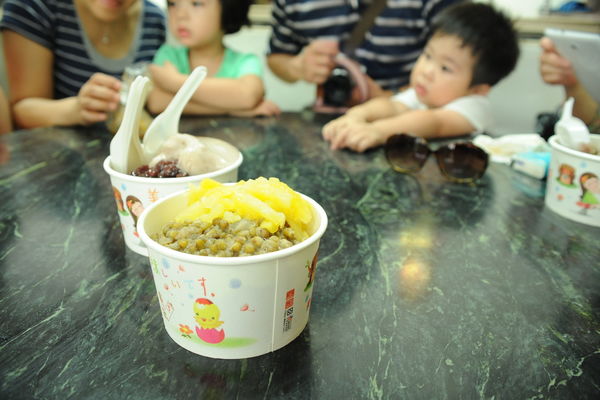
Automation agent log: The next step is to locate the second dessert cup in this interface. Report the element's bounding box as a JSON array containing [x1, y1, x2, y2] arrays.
[[104, 136, 243, 256]]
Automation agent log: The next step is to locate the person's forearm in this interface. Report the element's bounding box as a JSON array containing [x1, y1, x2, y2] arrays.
[[371, 110, 447, 139], [13, 97, 81, 129], [346, 97, 399, 122], [183, 101, 230, 115], [0, 93, 12, 134], [267, 54, 302, 83], [189, 78, 264, 111], [147, 87, 228, 116], [564, 83, 599, 126], [149, 76, 264, 114]]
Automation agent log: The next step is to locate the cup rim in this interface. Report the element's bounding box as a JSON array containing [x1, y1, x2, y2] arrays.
[[103, 140, 243, 184], [548, 134, 600, 162], [138, 187, 328, 265]]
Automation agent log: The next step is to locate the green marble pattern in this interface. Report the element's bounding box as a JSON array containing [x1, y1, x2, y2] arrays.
[[0, 112, 598, 399]]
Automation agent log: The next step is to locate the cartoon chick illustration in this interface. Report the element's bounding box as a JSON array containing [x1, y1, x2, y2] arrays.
[[193, 298, 225, 344]]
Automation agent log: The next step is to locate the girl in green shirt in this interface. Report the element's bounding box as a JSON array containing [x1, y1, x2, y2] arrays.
[[147, 0, 280, 117]]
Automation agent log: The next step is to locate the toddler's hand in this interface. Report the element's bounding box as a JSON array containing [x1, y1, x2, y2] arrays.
[[322, 114, 364, 142], [323, 114, 384, 152], [76, 73, 121, 124], [325, 120, 385, 152]]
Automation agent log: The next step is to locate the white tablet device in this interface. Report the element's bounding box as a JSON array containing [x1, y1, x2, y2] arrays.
[[544, 28, 600, 103]]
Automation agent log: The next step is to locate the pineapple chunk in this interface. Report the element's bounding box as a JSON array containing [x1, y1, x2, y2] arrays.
[[175, 177, 313, 239], [187, 178, 222, 205]]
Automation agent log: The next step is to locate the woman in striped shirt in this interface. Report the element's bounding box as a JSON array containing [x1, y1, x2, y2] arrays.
[[1, 0, 166, 129]]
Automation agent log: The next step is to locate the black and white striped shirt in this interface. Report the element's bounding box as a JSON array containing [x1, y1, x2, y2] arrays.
[[0, 0, 166, 99], [268, 0, 464, 91]]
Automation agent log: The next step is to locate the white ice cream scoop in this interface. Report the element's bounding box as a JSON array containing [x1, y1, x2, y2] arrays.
[[109, 76, 151, 174], [148, 133, 229, 175], [555, 97, 591, 151], [142, 66, 207, 161]]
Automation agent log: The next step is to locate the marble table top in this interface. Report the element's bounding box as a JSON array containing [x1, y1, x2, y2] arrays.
[[0, 112, 598, 399]]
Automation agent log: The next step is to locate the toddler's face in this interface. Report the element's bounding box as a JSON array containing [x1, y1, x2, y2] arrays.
[[167, 0, 222, 48], [410, 33, 479, 108]]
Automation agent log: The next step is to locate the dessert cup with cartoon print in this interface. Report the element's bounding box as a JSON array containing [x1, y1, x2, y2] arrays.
[[546, 134, 600, 227], [104, 136, 243, 256], [137, 178, 328, 359]]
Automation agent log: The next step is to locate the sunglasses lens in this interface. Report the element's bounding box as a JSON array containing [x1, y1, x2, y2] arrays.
[[385, 134, 430, 173], [435, 143, 488, 182]]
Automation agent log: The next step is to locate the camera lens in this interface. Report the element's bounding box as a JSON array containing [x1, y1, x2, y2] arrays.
[[322, 67, 353, 107]]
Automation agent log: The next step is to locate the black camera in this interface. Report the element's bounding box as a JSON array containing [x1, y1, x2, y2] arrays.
[[314, 54, 370, 113], [322, 66, 354, 107]]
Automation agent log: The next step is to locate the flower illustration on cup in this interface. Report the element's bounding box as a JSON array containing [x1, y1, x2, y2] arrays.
[[179, 324, 193, 338]]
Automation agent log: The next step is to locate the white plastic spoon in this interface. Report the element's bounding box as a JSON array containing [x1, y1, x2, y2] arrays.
[[555, 97, 591, 151], [109, 76, 152, 173], [142, 66, 208, 161]]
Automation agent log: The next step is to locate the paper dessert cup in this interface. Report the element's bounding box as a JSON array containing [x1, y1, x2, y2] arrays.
[[545, 134, 600, 227], [103, 137, 243, 256], [137, 188, 328, 359]]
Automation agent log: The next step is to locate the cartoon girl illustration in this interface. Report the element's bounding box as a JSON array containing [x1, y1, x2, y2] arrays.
[[193, 298, 225, 344], [126, 195, 144, 237], [112, 186, 129, 216], [556, 163, 576, 188], [577, 172, 600, 215]]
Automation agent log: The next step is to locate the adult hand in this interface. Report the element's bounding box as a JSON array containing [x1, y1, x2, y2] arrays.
[[539, 37, 579, 88], [292, 40, 339, 84], [76, 73, 121, 125]]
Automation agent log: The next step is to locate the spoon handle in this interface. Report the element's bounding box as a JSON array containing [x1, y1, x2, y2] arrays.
[[125, 77, 152, 171], [109, 76, 151, 173], [121, 77, 150, 140], [560, 97, 574, 122], [164, 66, 207, 126]]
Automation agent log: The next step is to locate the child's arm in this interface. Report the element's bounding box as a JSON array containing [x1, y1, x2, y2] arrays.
[[148, 78, 280, 117], [346, 97, 408, 121], [148, 63, 273, 114], [188, 75, 265, 111], [147, 86, 229, 115], [229, 100, 281, 117], [326, 108, 476, 153], [322, 97, 408, 145]]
